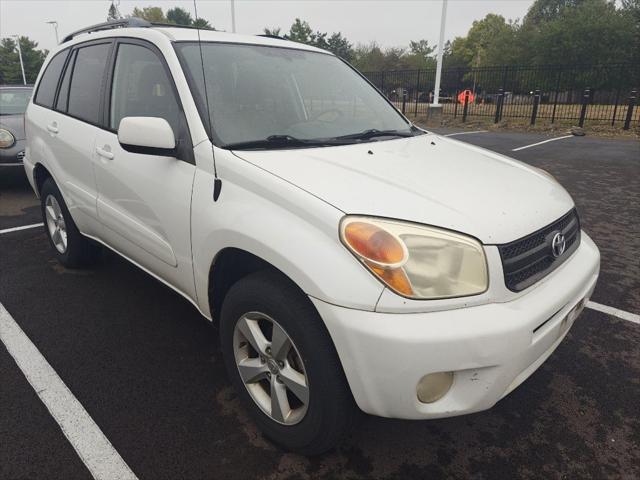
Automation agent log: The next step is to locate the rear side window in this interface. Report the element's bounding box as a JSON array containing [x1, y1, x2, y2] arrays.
[[109, 43, 180, 134], [55, 50, 76, 112], [34, 50, 69, 108], [67, 43, 111, 124]]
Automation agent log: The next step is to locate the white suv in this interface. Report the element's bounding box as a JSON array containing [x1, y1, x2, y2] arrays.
[[24, 19, 600, 454]]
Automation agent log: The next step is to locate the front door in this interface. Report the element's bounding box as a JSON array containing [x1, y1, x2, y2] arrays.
[[93, 39, 197, 300]]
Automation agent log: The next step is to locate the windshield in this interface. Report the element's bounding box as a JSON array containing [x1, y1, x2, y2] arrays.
[[0, 88, 32, 115], [175, 43, 416, 148]]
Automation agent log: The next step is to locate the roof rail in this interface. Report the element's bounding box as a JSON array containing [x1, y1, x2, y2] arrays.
[[257, 34, 287, 41], [149, 22, 215, 31], [61, 17, 151, 43]]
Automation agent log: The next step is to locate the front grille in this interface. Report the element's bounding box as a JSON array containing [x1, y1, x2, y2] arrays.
[[17, 151, 25, 161], [498, 209, 581, 292]]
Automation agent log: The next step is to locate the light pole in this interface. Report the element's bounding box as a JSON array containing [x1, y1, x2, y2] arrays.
[[46, 20, 59, 44], [230, 0, 236, 33], [432, 0, 448, 107], [11, 35, 27, 85]]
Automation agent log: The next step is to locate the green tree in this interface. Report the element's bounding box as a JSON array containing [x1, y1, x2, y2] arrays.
[[287, 18, 313, 44], [448, 14, 519, 68], [192, 18, 213, 29], [131, 6, 166, 23], [107, 1, 122, 21], [326, 32, 353, 61], [167, 7, 193, 26], [523, 0, 586, 25], [263, 27, 282, 37], [0, 37, 47, 84], [518, 0, 636, 65]]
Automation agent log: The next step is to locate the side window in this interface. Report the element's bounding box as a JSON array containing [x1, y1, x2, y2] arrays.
[[55, 50, 76, 113], [110, 43, 180, 134], [67, 43, 111, 124], [34, 50, 69, 108]]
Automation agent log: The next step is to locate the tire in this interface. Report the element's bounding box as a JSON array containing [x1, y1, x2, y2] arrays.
[[220, 269, 357, 455], [40, 177, 100, 268]]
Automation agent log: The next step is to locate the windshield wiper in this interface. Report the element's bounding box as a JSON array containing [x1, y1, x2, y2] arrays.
[[223, 134, 347, 150], [333, 128, 419, 141]]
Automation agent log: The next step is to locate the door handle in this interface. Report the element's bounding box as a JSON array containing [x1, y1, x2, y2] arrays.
[[96, 146, 114, 160], [46, 123, 58, 134]]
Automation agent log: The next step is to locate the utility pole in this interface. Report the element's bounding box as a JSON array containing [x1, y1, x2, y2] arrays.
[[230, 0, 236, 33], [11, 35, 27, 85], [432, 0, 448, 107], [46, 21, 59, 44]]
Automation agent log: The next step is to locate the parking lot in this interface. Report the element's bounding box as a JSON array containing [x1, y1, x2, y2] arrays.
[[1, 129, 639, 479]]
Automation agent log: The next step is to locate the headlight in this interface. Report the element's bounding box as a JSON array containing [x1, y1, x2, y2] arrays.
[[340, 216, 488, 299], [0, 129, 15, 148]]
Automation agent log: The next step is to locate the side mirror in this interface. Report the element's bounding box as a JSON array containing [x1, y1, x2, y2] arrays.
[[118, 116, 176, 156]]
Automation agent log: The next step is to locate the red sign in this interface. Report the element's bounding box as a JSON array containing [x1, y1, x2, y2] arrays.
[[457, 90, 475, 104]]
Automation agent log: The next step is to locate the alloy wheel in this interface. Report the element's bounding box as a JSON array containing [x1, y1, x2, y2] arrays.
[[44, 195, 67, 253], [233, 311, 310, 425]]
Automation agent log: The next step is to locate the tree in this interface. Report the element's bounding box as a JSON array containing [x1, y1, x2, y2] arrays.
[[107, 1, 122, 21], [287, 18, 313, 44], [448, 14, 519, 68], [523, 0, 586, 25], [167, 7, 193, 26], [409, 40, 435, 58], [131, 6, 166, 23], [0, 36, 47, 84], [192, 18, 212, 29], [326, 33, 353, 61], [518, 0, 637, 65], [263, 27, 282, 37], [405, 39, 437, 69]]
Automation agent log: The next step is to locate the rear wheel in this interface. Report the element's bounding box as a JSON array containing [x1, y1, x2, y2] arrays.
[[40, 178, 100, 268], [220, 270, 356, 455]]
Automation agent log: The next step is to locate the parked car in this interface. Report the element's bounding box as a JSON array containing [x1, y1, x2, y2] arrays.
[[24, 19, 600, 455], [0, 85, 33, 169]]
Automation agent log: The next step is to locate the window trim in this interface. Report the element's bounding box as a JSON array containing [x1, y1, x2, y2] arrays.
[[33, 38, 115, 132], [104, 37, 194, 164], [33, 48, 70, 109], [54, 49, 77, 113], [64, 39, 115, 127]]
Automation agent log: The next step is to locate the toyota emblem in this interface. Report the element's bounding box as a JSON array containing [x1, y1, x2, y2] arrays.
[[551, 232, 566, 258]]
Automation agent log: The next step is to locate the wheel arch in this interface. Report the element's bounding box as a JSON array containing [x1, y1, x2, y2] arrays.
[[33, 162, 54, 196], [208, 247, 311, 325]]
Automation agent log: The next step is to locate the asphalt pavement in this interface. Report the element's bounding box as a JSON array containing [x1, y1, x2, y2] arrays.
[[1, 130, 639, 480]]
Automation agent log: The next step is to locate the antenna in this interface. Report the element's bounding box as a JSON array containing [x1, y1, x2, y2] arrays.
[[193, 0, 222, 201]]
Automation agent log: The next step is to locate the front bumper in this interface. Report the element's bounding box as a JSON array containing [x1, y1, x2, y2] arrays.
[[0, 138, 25, 167], [312, 232, 600, 419]]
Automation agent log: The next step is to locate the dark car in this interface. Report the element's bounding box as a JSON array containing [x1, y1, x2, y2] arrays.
[[0, 85, 33, 169]]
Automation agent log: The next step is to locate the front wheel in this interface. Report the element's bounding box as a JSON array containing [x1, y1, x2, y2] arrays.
[[220, 270, 356, 455]]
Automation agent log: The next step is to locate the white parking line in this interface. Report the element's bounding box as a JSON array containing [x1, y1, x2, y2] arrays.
[[0, 303, 138, 480], [444, 130, 488, 137], [512, 135, 574, 151], [587, 301, 640, 325], [0, 223, 44, 235]]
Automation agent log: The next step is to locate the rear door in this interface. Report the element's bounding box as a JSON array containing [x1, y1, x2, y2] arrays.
[[28, 41, 113, 237], [51, 41, 113, 236], [93, 38, 197, 299]]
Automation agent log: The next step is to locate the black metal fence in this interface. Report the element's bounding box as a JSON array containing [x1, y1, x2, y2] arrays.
[[363, 64, 640, 129]]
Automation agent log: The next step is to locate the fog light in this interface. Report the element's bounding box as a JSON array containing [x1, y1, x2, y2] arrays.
[[417, 372, 454, 403]]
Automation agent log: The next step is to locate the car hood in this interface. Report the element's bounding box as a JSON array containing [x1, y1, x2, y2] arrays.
[[232, 133, 574, 244], [0, 114, 25, 140]]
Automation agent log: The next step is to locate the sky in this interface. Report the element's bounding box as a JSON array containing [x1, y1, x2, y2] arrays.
[[1, 0, 535, 52]]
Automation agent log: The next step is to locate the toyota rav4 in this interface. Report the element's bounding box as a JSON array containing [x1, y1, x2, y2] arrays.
[[24, 19, 600, 454]]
